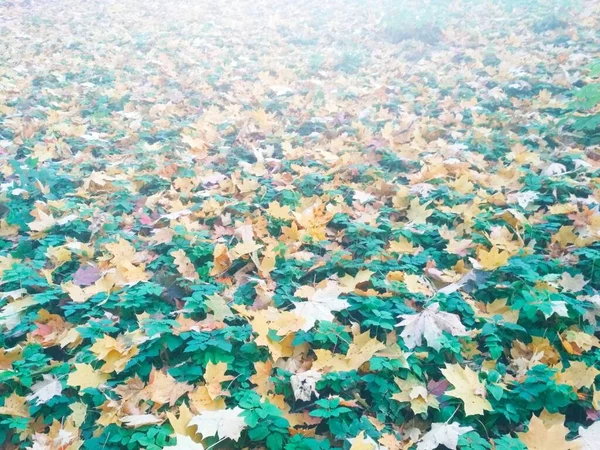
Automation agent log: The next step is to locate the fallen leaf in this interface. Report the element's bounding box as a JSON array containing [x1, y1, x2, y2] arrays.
[[397, 303, 468, 351], [417, 422, 473, 450], [441, 364, 492, 416], [189, 407, 247, 441], [517, 415, 581, 450], [67, 363, 109, 390], [27, 375, 63, 405]]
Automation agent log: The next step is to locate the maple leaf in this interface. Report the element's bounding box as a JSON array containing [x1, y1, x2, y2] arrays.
[[406, 198, 433, 224], [345, 329, 386, 369], [204, 294, 233, 321], [266, 201, 292, 220], [189, 407, 247, 441], [28, 208, 57, 232], [559, 272, 588, 293], [210, 244, 232, 276], [90, 334, 138, 373], [339, 270, 374, 293], [392, 375, 439, 415], [290, 369, 321, 401], [556, 361, 600, 390], [203, 362, 234, 400], [579, 422, 600, 450], [416, 422, 473, 450], [143, 369, 193, 407], [348, 431, 383, 450], [67, 363, 109, 390], [250, 361, 274, 397], [26, 375, 63, 405], [72, 264, 101, 286], [475, 246, 511, 270], [353, 190, 375, 204], [167, 403, 195, 437], [552, 226, 579, 247], [517, 415, 581, 450], [121, 414, 163, 428], [0, 393, 29, 418], [441, 363, 492, 416], [171, 249, 199, 281], [388, 237, 423, 255], [0, 296, 36, 330], [397, 303, 468, 351], [292, 281, 349, 331]]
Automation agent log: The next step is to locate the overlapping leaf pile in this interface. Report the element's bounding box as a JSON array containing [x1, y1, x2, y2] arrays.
[[1, 0, 600, 449]]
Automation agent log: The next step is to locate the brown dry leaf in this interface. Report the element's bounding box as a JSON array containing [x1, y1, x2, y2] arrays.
[[143, 369, 193, 407], [209, 243, 232, 276]]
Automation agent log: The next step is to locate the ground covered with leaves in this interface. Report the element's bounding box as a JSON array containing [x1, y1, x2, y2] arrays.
[[1, 0, 600, 449]]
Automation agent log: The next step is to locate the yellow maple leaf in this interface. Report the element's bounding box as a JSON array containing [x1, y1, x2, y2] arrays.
[[0, 393, 29, 418], [166, 403, 197, 438], [560, 328, 600, 355], [472, 298, 519, 323], [345, 330, 386, 370], [441, 363, 492, 416], [517, 415, 581, 450], [250, 361, 274, 397], [204, 362, 234, 400], [209, 243, 232, 276], [552, 226, 579, 248], [67, 363, 110, 390], [556, 361, 600, 390], [388, 237, 422, 255], [450, 175, 474, 194], [339, 270, 374, 293], [90, 335, 139, 373], [189, 386, 226, 412], [230, 240, 263, 259], [392, 375, 439, 415], [28, 208, 57, 232], [312, 349, 352, 372], [171, 249, 199, 281], [266, 201, 292, 220], [406, 198, 433, 224], [348, 431, 377, 450], [476, 246, 511, 270], [0, 219, 19, 237], [403, 274, 434, 296]]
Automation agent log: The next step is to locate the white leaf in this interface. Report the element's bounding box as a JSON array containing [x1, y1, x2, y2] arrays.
[[543, 300, 569, 319], [353, 190, 375, 204], [165, 435, 205, 450], [579, 421, 600, 450], [27, 375, 63, 405], [507, 191, 538, 208], [292, 282, 349, 331], [290, 370, 321, 401], [120, 414, 162, 427], [397, 303, 468, 351], [417, 422, 473, 450], [543, 163, 567, 176], [189, 407, 247, 441]]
